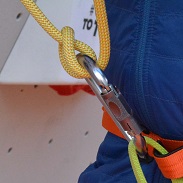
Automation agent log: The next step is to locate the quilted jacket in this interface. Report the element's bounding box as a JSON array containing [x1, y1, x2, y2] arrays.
[[79, 0, 183, 182]]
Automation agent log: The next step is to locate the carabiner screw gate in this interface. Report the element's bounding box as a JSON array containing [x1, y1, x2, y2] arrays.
[[77, 54, 149, 160]]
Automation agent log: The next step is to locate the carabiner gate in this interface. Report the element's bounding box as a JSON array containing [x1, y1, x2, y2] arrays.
[[77, 54, 148, 159]]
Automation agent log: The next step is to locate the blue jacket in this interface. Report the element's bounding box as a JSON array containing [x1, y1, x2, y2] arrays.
[[79, 0, 183, 182]]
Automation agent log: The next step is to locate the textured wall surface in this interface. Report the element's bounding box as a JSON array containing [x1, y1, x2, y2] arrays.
[[0, 85, 105, 183], [0, 0, 29, 71]]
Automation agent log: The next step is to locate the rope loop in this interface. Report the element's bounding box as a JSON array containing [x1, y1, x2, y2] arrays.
[[20, 0, 110, 79], [128, 136, 183, 183], [59, 26, 97, 78]]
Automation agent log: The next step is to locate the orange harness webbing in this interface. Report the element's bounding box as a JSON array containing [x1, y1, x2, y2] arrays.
[[102, 109, 183, 179]]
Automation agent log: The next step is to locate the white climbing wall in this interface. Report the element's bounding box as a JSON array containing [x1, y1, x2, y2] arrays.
[[0, 85, 106, 182], [0, 0, 29, 72], [0, 0, 99, 84], [0, 0, 106, 182]]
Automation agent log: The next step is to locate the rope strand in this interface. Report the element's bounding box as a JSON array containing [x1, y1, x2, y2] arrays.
[[128, 137, 183, 183], [20, 0, 110, 78]]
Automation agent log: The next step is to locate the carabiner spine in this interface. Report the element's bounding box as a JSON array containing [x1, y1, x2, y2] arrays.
[[86, 78, 133, 141]]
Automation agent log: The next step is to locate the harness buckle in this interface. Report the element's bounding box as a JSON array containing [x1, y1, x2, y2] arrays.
[[77, 54, 148, 159]]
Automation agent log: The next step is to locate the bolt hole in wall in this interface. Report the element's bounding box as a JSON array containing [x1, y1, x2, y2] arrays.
[[20, 85, 38, 92], [8, 147, 13, 153], [85, 131, 89, 136], [48, 139, 53, 144], [16, 13, 22, 21]]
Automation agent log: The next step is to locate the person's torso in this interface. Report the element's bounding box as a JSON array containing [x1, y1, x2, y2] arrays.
[[104, 0, 183, 140]]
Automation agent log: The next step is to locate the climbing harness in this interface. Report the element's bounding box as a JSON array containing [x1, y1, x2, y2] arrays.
[[103, 110, 183, 182], [78, 54, 183, 183], [128, 137, 183, 183], [20, 0, 183, 182]]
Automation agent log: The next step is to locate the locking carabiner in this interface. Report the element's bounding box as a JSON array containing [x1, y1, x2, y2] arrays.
[[77, 54, 148, 159]]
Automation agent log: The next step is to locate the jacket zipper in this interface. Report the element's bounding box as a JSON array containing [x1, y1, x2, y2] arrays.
[[135, 0, 151, 123]]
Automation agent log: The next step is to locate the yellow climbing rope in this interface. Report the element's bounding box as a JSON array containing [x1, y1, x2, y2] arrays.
[[128, 137, 183, 183], [20, 1, 183, 182], [20, 0, 110, 79]]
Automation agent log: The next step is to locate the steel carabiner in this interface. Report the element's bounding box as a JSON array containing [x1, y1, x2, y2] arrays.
[[77, 53, 148, 159]]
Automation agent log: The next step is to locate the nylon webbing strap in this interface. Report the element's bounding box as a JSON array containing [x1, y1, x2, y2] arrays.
[[154, 147, 183, 179], [102, 108, 183, 179]]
